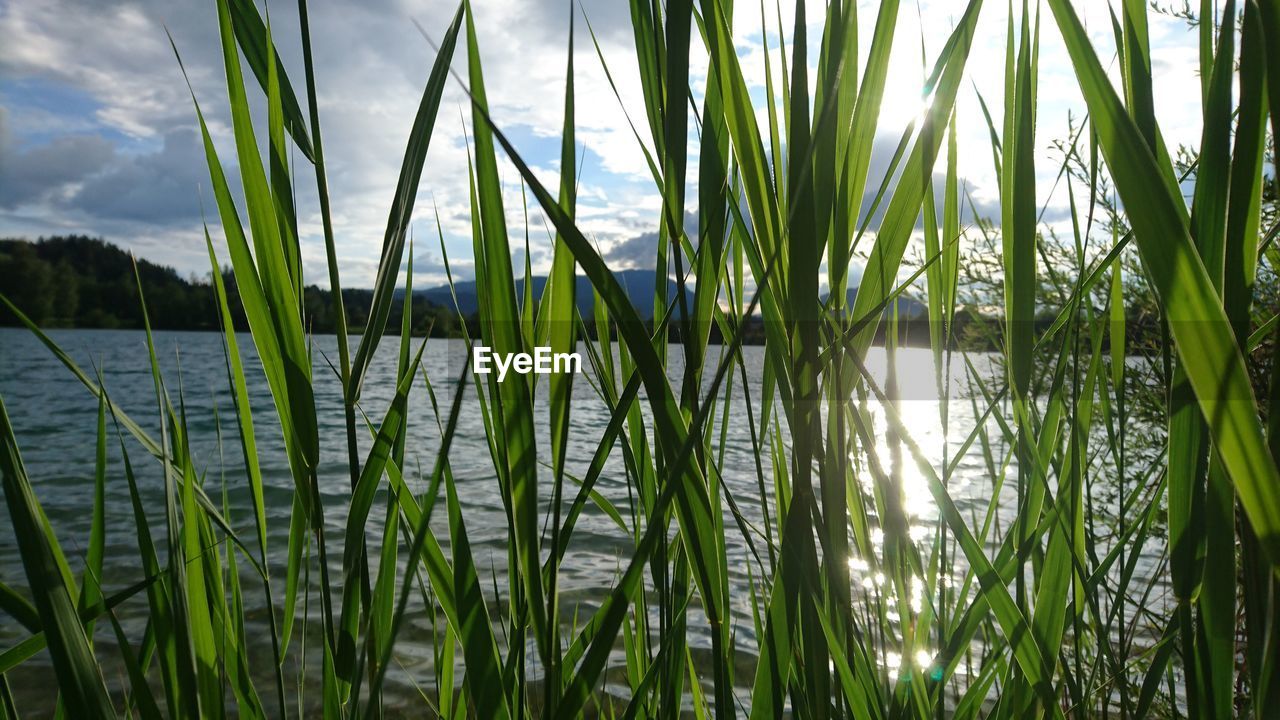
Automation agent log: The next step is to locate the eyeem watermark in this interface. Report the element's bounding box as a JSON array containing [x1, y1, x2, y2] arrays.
[[472, 345, 581, 382]]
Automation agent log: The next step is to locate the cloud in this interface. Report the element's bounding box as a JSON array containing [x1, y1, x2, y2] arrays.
[[0, 0, 659, 284], [0, 1, 208, 139], [410, 248, 473, 282], [72, 129, 211, 222], [603, 229, 661, 269], [604, 210, 698, 269], [853, 130, 1011, 231], [0, 119, 210, 220], [0, 117, 116, 208], [0, 0, 1210, 289]]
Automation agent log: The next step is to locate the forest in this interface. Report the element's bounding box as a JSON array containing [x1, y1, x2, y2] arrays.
[[0, 236, 466, 336], [1, 235, 1171, 351]]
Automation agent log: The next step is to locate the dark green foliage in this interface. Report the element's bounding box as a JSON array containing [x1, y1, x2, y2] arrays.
[[0, 236, 460, 336], [0, 236, 214, 330]]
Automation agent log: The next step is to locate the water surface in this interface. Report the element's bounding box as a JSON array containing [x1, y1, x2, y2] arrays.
[[0, 328, 1170, 715]]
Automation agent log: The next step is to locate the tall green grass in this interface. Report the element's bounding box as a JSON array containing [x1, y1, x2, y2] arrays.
[[2, 0, 1280, 717]]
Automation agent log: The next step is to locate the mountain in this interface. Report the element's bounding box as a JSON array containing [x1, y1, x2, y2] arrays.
[[2, 236, 928, 337], [832, 288, 929, 320], [414, 269, 695, 320], [416, 269, 927, 321]]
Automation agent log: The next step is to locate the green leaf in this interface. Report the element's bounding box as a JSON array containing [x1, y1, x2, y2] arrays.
[[1049, 0, 1280, 559], [0, 395, 115, 718]]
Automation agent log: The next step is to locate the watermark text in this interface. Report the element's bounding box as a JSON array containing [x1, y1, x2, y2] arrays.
[[472, 345, 581, 381]]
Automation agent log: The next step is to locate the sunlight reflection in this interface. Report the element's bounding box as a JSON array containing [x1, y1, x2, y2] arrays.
[[838, 347, 986, 685]]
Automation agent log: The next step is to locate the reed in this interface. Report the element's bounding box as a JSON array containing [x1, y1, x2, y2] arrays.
[[2, 0, 1280, 717]]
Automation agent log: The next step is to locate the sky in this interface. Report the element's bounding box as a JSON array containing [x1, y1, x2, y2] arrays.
[[0, 0, 1213, 290]]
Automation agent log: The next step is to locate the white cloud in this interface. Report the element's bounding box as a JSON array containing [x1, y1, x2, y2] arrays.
[[0, 0, 1216, 291]]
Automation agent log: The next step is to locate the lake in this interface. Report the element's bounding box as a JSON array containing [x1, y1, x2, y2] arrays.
[[0, 328, 1171, 715]]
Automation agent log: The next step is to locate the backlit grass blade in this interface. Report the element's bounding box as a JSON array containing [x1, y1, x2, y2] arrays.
[[1188, 3, 1242, 716], [211, 0, 318, 485], [134, 263, 202, 719], [658, 0, 692, 337], [847, 0, 983, 360], [349, 4, 463, 399], [0, 577, 157, 675], [0, 583, 39, 635], [226, 0, 314, 161], [1229, 1, 1280, 709], [471, 104, 736, 720], [699, 0, 782, 281], [176, 407, 222, 720], [204, 224, 289, 717], [540, 12, 577, 709], [1118, 0, 1182, 204], [1001, 6, 1038, 606], [335, 340, 424, 686], [264, 9, 303, 300], [461, 0, 554, 667], [103, 381, 185, 718], [690, 18, 730, 376], [1048, 0, 1280, 557], [0, 395, 114, 718], [218, 497, 265, 720], [838, 0, 900, 276], [77, 394, 108, 646]]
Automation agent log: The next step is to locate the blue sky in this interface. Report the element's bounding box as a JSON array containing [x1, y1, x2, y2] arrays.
[[0, 0, 1212, 289]]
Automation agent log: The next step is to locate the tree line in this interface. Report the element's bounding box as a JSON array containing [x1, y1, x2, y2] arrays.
[[5, 235, 1221, 358], [0, 236, 470, 336]]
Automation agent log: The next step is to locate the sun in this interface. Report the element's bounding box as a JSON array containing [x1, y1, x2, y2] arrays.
[[877, 78, 931, 130]]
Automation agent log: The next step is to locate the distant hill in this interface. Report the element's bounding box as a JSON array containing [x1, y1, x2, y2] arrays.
[[413, 269, 695, 320], [829, 288, 929, 320], [1, 236, 932, 343], [0, 236, 461, 335], [415, 271, 928, 321], [0, 235, 221, 330]]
